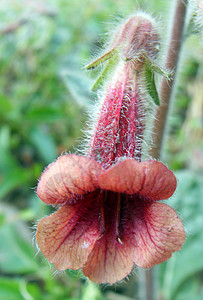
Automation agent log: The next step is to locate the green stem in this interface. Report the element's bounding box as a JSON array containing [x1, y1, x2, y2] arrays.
[[141, 1, 188, 300]]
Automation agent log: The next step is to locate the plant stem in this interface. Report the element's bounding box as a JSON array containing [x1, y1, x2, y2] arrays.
[[141, 1, 188, 300], [150, 0, 188, 160]]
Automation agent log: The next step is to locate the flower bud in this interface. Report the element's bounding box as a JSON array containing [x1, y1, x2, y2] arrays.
[[111, 13, 160, 64], [88, 62, 146, 168], [87, 14, 162, 168]]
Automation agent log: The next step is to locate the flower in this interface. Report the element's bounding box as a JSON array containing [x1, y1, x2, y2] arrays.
[[36, 13, 185, 284], [36, 154, 185, 284]]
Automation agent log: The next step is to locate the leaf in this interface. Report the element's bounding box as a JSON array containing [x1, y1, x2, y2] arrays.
[[0, 168, 31, 199], [0, 94, 12, 114], [0, 126, 19, 173], [0, 222, 39, 274], [158, 170, 203, 299], [173, 276, 203, 300], [61, 70, 95, 107], [0, 126, 33, 199], [82, 281, 104, 300], [0, 278, 23, 300], [25, 107, 62, 122], [30, 128, 57, 164], [0, 277, 42, 300]]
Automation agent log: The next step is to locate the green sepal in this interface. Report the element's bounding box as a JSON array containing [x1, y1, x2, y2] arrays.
[[143, 52, 173, 80], [85, 48, 117, 70], [145, 61, 160, 106], [91, 53, 119, 91], [150, 63, 173, 80]]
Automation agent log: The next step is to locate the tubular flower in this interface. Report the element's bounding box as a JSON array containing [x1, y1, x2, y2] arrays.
[[36, 13, 185, 284], [36, 155, 184, 284]]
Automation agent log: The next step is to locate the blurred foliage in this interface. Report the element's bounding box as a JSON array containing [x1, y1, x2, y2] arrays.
[[158, 170, 203, 300], [0, 0, 202, 299]]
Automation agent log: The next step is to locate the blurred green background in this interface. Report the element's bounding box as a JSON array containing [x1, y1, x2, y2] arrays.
[[0, 0, 203, 299]]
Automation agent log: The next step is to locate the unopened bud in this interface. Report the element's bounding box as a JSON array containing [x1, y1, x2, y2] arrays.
[[111, 13, 160, 62]]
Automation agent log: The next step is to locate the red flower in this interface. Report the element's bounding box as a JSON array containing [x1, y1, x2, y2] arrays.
[[36, 13, 185, 283], [36, 154, 185, 284]]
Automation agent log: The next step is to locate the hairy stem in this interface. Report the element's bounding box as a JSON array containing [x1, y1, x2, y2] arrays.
[[150, 0, 188, 160], [141, 1, 188, 300]]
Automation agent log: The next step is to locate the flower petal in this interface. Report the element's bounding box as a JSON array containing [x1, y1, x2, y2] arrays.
[[37, 155, 103, 204], [36, 195, 100, 270], [98, 159, 144, 194], [125, 202, 185, 268], [98, 159, 177, 200], [83, 191, 134, 283], [83, 234, 134, 284], [139, 161, 177, 200]]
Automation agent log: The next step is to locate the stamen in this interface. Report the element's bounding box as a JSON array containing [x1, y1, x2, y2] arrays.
[[118, 237, 123, 245]]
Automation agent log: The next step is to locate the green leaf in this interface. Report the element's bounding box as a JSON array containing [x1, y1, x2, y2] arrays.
[[0, 126, 19, 173], [30, 128, 57, 164], [0, 168, 31, 199], [173, 276, 203, 300], [26, 282, 42, 300], [0, 277, 41, 300], [158, 170, 203, 299], [25, 107, 62, 122], [0, 94, 12, 114], [0, 278, 23, 300], [61, 70, 95, 107], [0, 223, 39, 274], [82, 281, 104, 300]]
